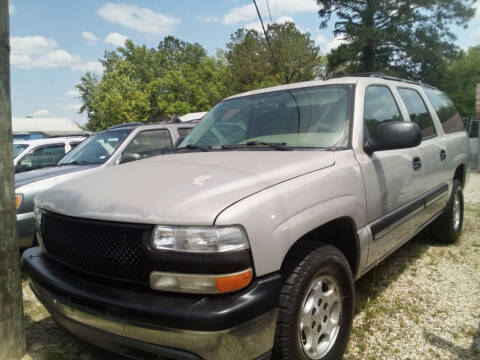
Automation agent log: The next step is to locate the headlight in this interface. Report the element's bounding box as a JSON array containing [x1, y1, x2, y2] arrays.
[[34, 206, 44, 248], [15, 194, 23, 210], [151, 226, 249, 253]]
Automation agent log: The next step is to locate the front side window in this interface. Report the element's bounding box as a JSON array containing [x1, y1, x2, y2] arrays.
[[122, 129, 173, 159], [398, 88, 436, 139], [181, 85, 352, 149], [364, 85, 403, 143], [16, 144, 65, 173], [58, 129, 131, 165], [423, 88, 464, 134]]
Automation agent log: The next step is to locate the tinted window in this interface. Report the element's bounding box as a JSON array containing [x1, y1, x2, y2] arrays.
[[16, 144, 65, 172], [13, 144, 28, 158], [69, 141, 82, 149], [59, 129, 130, 165], [177, 127, 193, 137], [364, 86, 403, 143], [182, 85, 352, 149], [398, 88, 436, 139], [123, 129, 173, 159], [423, 88, 464, 134]]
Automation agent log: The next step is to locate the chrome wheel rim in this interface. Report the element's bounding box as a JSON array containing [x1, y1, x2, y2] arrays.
[[453, 191, 461, 231], [299, 275, 342, 359]]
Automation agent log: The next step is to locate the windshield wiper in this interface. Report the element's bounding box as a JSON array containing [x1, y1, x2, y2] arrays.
[[222, 141, 290, 151], [174, 144, 210, 152]]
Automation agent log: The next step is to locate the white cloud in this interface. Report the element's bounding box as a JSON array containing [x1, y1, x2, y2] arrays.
[[66, 89, 79, 97], [67, 104, 82, 111], [32, 109, 49, 117], [9, 3, 15, 15], [315, 34, 347, 53], [197, 15, 218, 23], [104, 32, 129, 47], [223, 0, 318, 24], [81, 31, 100, 45], [469, 27, 480, 40], [98, 3, 180, 34], [10, 36, 103, 73]]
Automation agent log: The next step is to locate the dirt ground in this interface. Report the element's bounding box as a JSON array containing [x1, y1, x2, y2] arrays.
[[21, 173, 480, 360]]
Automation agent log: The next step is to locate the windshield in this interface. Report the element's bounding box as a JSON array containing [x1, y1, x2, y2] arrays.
[[180, 85, 351, 149], [58, 129, 131, 165], [13, 144, 28, 158]]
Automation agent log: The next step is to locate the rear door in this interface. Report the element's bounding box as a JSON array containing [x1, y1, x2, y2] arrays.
[[397, 87, 450, 222], [358, 84, 426, 263]]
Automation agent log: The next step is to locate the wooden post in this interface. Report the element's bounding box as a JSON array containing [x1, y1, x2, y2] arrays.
[[0, 0, 26, 358], [477, 84, 480, 170]]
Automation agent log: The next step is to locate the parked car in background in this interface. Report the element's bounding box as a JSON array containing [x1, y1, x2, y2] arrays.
[[13, 136, 86, 173], [23, 74, 469, 360], [15, 121, 194, 248]]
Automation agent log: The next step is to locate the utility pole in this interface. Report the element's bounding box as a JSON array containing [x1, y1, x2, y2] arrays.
[[476, 84, 480, 170], [252, 0, 277, 67], [0, 0, 26, 358]]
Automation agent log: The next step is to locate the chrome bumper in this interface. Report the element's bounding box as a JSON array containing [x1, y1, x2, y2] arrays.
[[32, 282, 276, 360]]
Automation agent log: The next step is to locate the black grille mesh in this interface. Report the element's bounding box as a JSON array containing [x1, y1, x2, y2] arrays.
[[42, 213, 148, 283]]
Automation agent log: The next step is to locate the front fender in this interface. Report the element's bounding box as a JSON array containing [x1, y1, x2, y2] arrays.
[[215, 151, 367, 277]]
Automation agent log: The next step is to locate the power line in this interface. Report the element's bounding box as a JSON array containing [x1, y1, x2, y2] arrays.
[[253, 0, 277, 67], [264, 0, 273, 23]]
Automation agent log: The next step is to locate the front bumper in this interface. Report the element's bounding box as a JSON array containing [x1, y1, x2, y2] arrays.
[[23, 247, 281, 360], [17, 211, 35, 248]]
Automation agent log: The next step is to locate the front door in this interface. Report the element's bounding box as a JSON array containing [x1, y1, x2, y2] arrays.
[[358, 84, 426, 264]]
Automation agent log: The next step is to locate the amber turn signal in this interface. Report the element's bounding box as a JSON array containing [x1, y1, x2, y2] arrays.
[[15, 194, 23, 210], [215, 269, 252, 293]]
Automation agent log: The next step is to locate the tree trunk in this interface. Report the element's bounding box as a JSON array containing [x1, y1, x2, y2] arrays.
[[0, 0, 26, 358]]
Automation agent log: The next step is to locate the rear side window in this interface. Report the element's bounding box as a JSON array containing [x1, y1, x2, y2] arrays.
[[364, 85, 403, 143], [423, 88, 464, 134], [398, 88, 436, 139]]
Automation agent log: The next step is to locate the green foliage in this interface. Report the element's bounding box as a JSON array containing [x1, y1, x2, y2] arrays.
[[78, 26, 324, 131], [316, 0, 476, 78], [225, 22, 322, 93], [425, 46, 480, 117]]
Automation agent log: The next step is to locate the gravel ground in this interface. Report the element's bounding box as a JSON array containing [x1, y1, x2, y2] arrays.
[[21, 173, 480, 360]]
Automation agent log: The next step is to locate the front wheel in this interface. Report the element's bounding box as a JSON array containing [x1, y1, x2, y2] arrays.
[[273, 243, 354, 360]]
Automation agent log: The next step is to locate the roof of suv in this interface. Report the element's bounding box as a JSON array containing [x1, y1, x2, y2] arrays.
[[226, 72, 437, 100], [13, 136, 87, 146], [106, 122, 195, 131]]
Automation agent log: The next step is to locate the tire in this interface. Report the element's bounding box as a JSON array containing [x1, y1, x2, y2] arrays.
[[430, 179, 464, 244], [273, 243, 354, 360]]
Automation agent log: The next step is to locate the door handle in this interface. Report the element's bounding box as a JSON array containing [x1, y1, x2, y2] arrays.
[[440, 149, 447, 161], [412, 157, 422, 171]]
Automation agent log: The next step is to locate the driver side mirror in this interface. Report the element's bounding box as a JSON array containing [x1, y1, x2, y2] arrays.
[[364, 121, 421, 153], [15, 164, 31, 173], [119, 153, 141, 164]]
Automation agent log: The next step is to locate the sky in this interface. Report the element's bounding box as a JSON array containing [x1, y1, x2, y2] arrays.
[[7, 0, 480, 126]]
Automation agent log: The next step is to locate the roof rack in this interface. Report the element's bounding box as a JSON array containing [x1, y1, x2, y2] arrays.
[[108, 122, 145, 129], [329, 72, 438, 89]]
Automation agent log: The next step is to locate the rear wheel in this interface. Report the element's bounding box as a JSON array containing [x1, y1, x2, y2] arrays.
[[273, 243, 354, 360], [430, 179, 464, 244]]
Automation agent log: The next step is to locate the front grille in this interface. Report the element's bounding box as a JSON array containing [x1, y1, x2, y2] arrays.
[[41, 212, 152, 284]]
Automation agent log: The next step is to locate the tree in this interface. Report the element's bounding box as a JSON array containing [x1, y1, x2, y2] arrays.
[[78, 37, 229, 130], [225, 22, 323, 93], [0, 0, 26, 358], [317, 0, 476, 78], [425, 46, 480, 117]]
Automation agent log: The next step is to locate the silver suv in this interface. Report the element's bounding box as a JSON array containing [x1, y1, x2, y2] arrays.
[[16, 122, 193, 248], [23, 74, 470, 360]]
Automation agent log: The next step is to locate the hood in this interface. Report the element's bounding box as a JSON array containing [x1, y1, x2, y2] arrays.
[[37, 151, 335, 225], [15, 164, 100, 188]]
